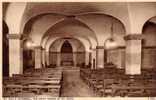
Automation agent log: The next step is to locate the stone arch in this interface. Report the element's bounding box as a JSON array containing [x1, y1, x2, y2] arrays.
[[61, 40, 73, 53], [21, 3, 131, 35], [21, 13, 98, 46], [21, 12, 125, 47], [76, 12, 126, 34], [60, 40, 74, 66], [76, 13, 126, 45], [57, 39, 77, 53], [4, 2, 27, 34], [142, 16, 156, 34], [127, 3, 156, 33], [21, 13, 66, 34], [45, 36, 90, 52], [42, 17, 98, 43], [142, 16, 156, 69], [44, 36, 89, 66]]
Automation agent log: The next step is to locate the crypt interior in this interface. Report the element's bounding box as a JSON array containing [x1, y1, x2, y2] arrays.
[[2, 2, 156, 97]]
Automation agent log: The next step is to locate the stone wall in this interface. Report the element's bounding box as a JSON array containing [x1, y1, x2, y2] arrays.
[[76, 52, 85, 66], [142, 47, 156, 69], [49, 52, 57, 66], [107, 48, 125, 69]]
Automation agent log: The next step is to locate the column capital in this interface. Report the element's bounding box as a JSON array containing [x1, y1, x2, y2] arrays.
[[124, 34, 144, 40], [117, 46, 126, 49], [96, 46, 104, 49], [7, 34, 23, 40]]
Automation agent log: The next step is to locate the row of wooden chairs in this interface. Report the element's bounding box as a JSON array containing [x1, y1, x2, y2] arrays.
[[80, 67, 156, 97], [3, 67, 63, 97]]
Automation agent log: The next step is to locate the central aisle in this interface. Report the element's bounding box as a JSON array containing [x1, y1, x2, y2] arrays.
[[60, 67, 95, 97]]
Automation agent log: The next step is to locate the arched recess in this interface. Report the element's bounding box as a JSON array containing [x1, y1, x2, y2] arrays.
[[51, 38, 78, 53], [3, 20, 9, 77], [61, 41, 73, 53], [49, 38, 85, 67], [59, 40, 75, 66], [142, 16, 156, 69], [60, 40, 75, 66]]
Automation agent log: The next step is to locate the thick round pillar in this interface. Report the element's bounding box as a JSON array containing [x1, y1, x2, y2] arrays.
[[34, 46, 42, 69], [42, 48, 46, 67], [45, 51, 50, 66], [91, 48, 96, 69], [7, 34, 23, 77], [96, 46, 104, 69], [57, 52, 61, 67], [85, 51, 90, 66], [73, 53, 77, 67], [124, 34, 143, 75]]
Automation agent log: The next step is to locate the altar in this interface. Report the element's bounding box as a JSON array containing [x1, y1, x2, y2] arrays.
[[61, 53, 73, 66], [61, 61, 73, 66]]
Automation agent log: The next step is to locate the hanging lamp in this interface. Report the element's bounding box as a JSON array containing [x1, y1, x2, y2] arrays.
[[105, 19, 118, 50]]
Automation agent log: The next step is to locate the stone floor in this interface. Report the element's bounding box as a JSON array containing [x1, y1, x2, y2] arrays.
[[60, 67, 95, 97]]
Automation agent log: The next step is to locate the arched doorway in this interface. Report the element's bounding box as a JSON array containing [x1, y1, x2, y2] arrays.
[[61, 40, 73, 66]]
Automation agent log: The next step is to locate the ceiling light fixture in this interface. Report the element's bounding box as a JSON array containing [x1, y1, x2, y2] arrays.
[[104, 19, 118, 50]]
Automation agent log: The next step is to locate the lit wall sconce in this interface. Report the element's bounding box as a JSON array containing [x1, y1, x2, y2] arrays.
[[105, 38, 118, 50], [23, 38, 35, 50]]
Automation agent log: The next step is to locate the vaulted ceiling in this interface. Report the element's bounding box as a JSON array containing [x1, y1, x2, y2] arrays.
[[3, 2, 156, 49]]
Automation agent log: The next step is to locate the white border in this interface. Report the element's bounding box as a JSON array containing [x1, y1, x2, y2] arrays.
[[0, 0, 156, 100]]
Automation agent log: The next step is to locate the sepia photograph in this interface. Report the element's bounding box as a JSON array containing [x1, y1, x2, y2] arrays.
[[1, 1, 156, 99]]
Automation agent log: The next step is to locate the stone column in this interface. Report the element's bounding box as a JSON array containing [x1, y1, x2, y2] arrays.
[[73, 52, 77, 67], [42, 48, 46, 68], [91, 48, 96, 69], [7, 34, 23, 77], [45, 51, 50, 66], [96, 46, 104, 69], [124, 34, 143, 75], [85, 51, 90, 66], [57, 52, 61, 67], [104, 49, 107, 64], [34, 46, 42, 69], [89, 52, 92, 67]]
